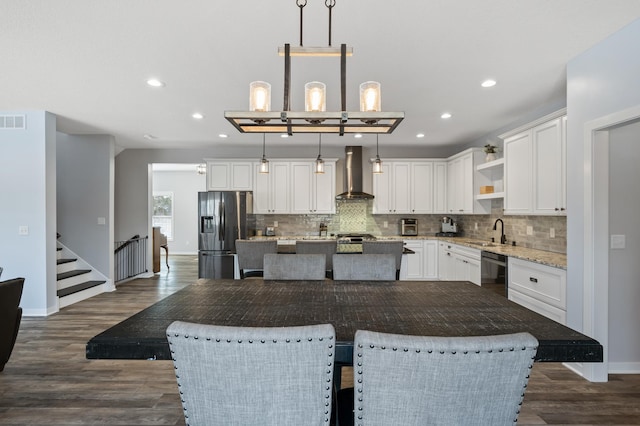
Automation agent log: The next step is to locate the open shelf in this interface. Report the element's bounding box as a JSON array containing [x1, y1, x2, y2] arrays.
[[476, 191, 505, 200], [476, 157, 504, 171]]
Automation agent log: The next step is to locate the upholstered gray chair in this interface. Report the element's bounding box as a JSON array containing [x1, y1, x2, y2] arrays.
[[339, 330, 538, 426], [263, 253, 326, 281], [295, 240, 337, 278], [332, 254, 396, 281], [362, 240, 404, 279], [166, 321, 336, 426], [0, 277, 25, 372], [235, 239, 277, 278]]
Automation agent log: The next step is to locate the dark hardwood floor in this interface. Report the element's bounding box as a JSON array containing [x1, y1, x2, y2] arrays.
[[1, 255, 638, 425]]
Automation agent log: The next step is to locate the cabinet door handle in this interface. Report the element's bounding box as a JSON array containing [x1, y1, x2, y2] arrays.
[[529, 277, 538, 283]]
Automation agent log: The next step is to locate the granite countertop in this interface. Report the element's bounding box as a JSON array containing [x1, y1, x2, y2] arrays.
[[249, 235, 567, 270]]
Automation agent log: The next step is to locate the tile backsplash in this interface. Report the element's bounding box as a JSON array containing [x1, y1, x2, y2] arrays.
[[251, 198, 566, 253]]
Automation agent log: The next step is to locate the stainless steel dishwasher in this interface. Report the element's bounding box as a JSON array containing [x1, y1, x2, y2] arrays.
[[481, 251, 508, 297]]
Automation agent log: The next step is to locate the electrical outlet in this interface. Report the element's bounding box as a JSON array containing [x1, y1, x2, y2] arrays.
[[383, 221, 388, 228], [611, 234, 626, 249], [18, 225, 29, 236], [550, 228, 555, 238], [273, 221, 278, 227], [474, 222, 478, 231], [526, 226, 533, 235], [97, 217, 106, 225]]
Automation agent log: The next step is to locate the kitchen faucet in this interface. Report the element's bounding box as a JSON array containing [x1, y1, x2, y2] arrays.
[[493, 218, 507, 244]]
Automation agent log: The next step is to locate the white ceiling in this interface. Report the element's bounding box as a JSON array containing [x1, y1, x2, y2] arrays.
[[3, 1, 640, 151]]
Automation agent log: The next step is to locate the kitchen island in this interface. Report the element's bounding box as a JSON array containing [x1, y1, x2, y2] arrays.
[[87, 279, 602, 364]]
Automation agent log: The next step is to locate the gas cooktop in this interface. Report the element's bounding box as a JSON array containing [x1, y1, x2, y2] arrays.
[[336, 233, 377, 243]]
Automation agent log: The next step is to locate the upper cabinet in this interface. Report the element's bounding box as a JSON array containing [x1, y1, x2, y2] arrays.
[[253, 162, 290, 214], [446, 149, 490, 215], [206, 161, 253, 191], [290, 161, 337, 214], [373, 160, 445, 214], [503, 112, 566, 215]]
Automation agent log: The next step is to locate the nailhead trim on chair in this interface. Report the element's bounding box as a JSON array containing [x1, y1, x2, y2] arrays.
[[167, 331, 335, 425], [353, 341, 537, 426]]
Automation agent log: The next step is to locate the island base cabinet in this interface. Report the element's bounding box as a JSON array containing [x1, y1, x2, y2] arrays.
[[508, 257, 566, 324], [400, 240, 439, 280]]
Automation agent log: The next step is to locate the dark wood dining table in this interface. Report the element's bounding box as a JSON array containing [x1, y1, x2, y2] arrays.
[[86, 279, 602, 365]]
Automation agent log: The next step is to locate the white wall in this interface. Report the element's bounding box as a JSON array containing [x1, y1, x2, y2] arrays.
[[152, 169, 206, 254], [57, 133, 114, 276], [608, 120, 640, 368], [0, 111, 58, 315], [566, 18, 640, 378]]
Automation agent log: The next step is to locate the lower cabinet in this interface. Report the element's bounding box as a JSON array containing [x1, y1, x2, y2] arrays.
[[438, 242, 480, 285], [400, 240, 438, 280], [508, 258, 567, 324]]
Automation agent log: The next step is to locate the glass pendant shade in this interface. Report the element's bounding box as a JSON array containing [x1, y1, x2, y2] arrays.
[[305, 81, 326, 112], [259, 157, 270, 174], [372, 156, 383, 174], [315, 156, 325, 174], [360, 81, 381, 112], [250, 81, 271, 112]]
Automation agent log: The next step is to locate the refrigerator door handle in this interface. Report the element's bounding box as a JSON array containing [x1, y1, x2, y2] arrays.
[[219, 200, 225, 241]]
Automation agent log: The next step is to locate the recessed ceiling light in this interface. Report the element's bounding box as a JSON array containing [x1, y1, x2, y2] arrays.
[[146, 78, 165, 87], [416, 133, 425, 138], [192, 113, 204, 119], [441, 112, 452, 119], [143, 134, 157, 140], [354, 133, 363, 138], [481, 79, 497, 88], [281, 134, 289, 138], [218, 134, 228, 138]]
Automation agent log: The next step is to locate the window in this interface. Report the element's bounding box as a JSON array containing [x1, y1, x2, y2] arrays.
[[152, 191, 174, 240]]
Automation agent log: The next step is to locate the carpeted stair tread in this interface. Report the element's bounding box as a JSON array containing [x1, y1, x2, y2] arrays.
[[57, 258, 77, 265], [57, 269, 91, 281], [57, 280, 105, 298]]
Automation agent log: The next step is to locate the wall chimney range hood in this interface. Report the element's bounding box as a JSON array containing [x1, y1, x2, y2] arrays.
[[336, 146, 375, 200]]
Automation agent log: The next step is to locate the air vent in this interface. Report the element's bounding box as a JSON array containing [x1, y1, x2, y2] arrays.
[[0, 115, 26, 130]]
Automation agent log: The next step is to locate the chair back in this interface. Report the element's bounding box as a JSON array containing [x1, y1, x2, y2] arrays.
[[332, 254, 396, 281], [295, 240, 337, 277], [167, 321, 336, 426], [352, 330, 538, 426], [0, 277, 25, 372], [264, 253, 326, 281], [362, 241, 404, 279], [235, 240, 277, 278]]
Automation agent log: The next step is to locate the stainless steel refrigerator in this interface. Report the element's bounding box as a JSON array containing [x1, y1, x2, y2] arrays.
[[198, 191, 251, 279]]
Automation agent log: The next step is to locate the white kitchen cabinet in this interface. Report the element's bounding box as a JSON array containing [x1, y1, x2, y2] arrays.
[[400, 239, 439, 281], [401, 240, 424, 280], [438, 242, 480, 285], [253, 162, 290, 214], [508, 257, 566, 324], [206, 161, 253, 191], [290, 161, 336, 214], [373, 162, 411, 213], [433, 161, 448, 214], [373, 160, 440, 214], [446, 149, 489, 214], [503, 112, 566, 215]]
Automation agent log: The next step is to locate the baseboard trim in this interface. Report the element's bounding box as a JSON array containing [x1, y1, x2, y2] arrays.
[[609, 362, 640, 374]]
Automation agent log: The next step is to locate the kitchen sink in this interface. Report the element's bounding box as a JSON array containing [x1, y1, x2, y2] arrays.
[[465, 241, 496, 247]]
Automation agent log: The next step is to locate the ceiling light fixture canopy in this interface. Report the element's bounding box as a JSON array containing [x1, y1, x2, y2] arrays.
[[225, 0, 403, 136]]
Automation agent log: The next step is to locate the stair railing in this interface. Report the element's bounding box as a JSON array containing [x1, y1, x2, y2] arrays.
[[114, 235, 148, 282]]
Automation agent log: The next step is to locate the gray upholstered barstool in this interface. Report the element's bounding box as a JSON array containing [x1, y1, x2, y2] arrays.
[[332, 254, 396, 281], [295, 240, 337, 279], [166, 321, 336, 426], [362, 240, 404, 279], [263, 253, 326, 280], [235, 239, 277, 279], [338, 331, 538, 426]]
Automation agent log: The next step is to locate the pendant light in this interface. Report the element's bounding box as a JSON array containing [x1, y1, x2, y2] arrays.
[[373, 134, 383, 174], [315, 133, 325, 174], [259, 133, 269, 174]]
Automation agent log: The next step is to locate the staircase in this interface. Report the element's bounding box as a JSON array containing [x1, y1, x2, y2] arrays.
[[56, 241, 112, 308]]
